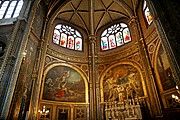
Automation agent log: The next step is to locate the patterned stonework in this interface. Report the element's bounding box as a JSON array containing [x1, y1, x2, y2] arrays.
[[46, 48, 88, 63]]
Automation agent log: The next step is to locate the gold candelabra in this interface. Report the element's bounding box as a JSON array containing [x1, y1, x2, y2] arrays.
[[38, 105, 49, 115]]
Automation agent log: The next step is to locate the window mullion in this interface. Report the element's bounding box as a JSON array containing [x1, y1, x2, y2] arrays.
[[11, 0, 19, 18], [0, 1, 4, 9], [2, 1, 11, 19]]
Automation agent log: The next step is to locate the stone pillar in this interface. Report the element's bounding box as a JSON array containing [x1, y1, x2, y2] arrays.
[[7, 54, 30, 120], [88, 36, 97, 120], [0, 0, 41, 119], [128, 16, 163, 118], [27, 14, 49, 119], [27, 38, 45, 120], [0, 18, 21, 119]]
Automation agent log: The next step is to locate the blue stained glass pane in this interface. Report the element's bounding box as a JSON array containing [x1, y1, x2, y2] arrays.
[[145, 7, 153, 25], [75, 38, 82, 51], [53, 30, 60, 44], [101, 22, 131, 51], [116, 32, 123, 46], [101, 37, 109, 50], [143, 0, 153, 25], [53, 24, 82, 51]]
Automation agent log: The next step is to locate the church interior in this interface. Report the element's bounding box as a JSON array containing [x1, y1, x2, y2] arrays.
[[0, 0, 180, 120]]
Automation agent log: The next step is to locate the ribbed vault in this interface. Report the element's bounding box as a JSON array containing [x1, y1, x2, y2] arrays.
[[44, 0, 140, 35]]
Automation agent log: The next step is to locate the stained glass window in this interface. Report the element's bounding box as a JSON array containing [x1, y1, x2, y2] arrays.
[[143, 0, 153, 25], [101, 23, 131, 51], [0, 0, 23, 19], [53, 24, 83, 51]]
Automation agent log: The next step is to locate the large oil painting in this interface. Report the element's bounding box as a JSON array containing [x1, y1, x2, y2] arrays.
[[157, 45, 176, 90], [103, 64, 144, 102], [42, 66, 85, 102]]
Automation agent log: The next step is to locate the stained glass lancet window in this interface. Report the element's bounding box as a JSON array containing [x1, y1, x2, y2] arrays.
[[53, 24, 83, 51], [143, 0, 153, 25], [0, 0, 23, 19], [101, 23, 131, 51]]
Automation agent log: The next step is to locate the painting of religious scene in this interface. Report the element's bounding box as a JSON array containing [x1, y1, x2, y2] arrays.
[[157, 45, 176, 91], [103, 64, 144, 102], [42, 66, 85, 102]]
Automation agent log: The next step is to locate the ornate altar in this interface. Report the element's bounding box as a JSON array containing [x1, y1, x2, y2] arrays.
[[102, 65, 144, 120]]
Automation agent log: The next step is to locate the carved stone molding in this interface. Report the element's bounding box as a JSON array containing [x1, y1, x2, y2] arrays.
[[98, 44, 139, 63], [7, 55, 16, 66], [46, 48, 88, 63], [88, 35, 96, 44]]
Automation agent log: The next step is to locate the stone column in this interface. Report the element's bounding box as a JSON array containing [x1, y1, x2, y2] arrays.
[[129, 16, 163, 118], [27, 13, 49, 119], [88, 36, 97, 120]]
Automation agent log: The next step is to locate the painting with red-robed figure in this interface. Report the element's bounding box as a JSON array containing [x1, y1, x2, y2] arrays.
[[42, 66, 85, 102]]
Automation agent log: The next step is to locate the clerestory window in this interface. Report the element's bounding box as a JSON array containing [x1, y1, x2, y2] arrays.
[[101, 23, 131, 51], [0, 0, 23, 19], [143, 0, 153, 25], [53, 24, 83, 51]]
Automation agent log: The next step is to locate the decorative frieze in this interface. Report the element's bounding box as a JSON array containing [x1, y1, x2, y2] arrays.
[[46, 48, 88, 63], [98, 44, 139, 63]]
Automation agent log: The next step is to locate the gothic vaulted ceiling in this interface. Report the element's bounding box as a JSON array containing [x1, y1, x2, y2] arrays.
[[45, 0, 140, 35]]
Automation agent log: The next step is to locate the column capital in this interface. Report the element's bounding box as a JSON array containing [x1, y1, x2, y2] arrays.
[[128, 16, 139, 26], [88, 35, 96, 43]]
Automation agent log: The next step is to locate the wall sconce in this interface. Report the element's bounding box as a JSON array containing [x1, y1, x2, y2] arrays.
[[172, 85, 180, 103], [38, 105, 49, 115]]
